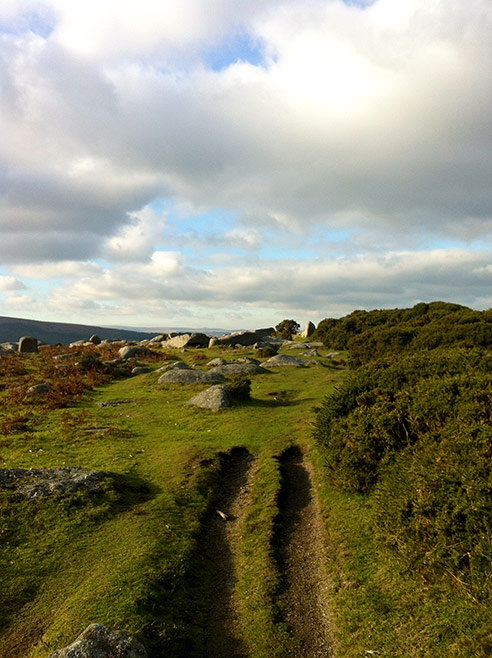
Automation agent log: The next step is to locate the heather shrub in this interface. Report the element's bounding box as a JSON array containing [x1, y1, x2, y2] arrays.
[[225, 375, 251, 401]]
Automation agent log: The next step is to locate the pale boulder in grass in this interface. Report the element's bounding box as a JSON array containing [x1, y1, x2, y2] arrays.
[[48, 623, 148, 658], [187, 385, 231, 411], [262, 354, 307, 368]]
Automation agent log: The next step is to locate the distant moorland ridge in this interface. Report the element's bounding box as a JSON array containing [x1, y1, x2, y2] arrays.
[[0, 315, 157, 345]]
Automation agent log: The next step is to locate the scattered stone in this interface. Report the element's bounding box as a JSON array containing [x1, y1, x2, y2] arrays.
[[208, 363, 266, 376], [118, 346, 152, 359], [88, 334, 101, 345], [262, 354, 307, 368], [26, 383, 51, 396], [48, 623, 148, 658], [158, 369, 226, 384], [300, 349, 319, 357], [18, 336, 38, 354], [156, 361, 190, 373], [0, 467, 105, 498], [187, 385, 231, 411], [234, 357, 260, 365], [208, 337, 218, 348], [207, 357, 227, 367], [1, 342, 18, 354], [97, 399, 135, 407], [131, 366, 150, 376]]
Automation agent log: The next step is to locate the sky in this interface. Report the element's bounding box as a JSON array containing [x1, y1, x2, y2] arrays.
[[0, 0, 491, 330]]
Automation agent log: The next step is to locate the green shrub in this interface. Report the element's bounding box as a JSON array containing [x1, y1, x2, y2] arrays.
[[275, 319, 300, 340], [225, 375, 251, 401], [257, 346, 278, 358]]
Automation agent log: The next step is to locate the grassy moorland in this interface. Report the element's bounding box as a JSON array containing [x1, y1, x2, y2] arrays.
[[1, 307, 491, 657]]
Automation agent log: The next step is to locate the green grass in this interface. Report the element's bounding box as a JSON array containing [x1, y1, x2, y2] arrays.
[[0, 346, 340, 657], [1, 343, 489, 657]]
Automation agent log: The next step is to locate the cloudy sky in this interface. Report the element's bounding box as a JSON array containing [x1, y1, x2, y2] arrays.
[[1, 0, 491, 330]]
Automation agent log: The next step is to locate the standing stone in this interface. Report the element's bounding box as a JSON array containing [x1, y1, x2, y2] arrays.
[[18, 336, 38, 353], [301, 321, 316, 338], [88, 334, 101, 345]]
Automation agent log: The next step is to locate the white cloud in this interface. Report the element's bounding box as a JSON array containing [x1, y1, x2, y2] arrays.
[[0, 275, 26, 291], [0, 1, 490, 325], [105, 206, 166, 262]]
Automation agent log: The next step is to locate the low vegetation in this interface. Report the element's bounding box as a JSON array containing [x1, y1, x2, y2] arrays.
[[1, 304, 491, 657]]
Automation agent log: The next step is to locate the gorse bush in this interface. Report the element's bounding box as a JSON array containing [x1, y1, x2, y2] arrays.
[[313, 301, 492, 366], [313, 333, 492, 601], [225, 374, 252, 401]]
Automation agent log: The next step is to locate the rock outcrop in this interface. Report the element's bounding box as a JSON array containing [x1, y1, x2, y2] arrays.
[[162, 333, 210, 348], [212, 328, 275, 347], [48, 623, 148, 658]]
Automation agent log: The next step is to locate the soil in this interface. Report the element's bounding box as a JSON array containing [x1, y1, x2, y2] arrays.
[[275, 445, 334, 657], [202, 448, 255, 658]]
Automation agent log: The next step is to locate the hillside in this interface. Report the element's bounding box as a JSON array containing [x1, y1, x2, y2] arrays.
[[0, 306, 490, 657], [0, 315, 157, 345]]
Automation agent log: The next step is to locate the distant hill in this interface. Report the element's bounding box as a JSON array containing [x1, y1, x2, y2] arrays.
[[0, 316, 157, 345]]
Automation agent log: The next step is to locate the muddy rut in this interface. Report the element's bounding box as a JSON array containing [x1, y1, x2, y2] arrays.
[[201, 448, 254, 658], [275, 445, 334, 657]]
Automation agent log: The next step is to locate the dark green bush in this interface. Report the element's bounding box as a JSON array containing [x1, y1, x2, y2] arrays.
[[275, 319, 300, 340], [225, 375, 251, 401], [257, 346, 278, 358]]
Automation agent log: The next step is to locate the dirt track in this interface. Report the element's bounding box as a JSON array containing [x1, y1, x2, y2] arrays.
[[274, 445, 334, 657]]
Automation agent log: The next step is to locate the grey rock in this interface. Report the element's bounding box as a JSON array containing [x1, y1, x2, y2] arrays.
[[0, 467, 105, 498], [97, 399, 135, 407], [262, 354, 307, 368], [208, 363, 266, 376], [1, 342, 18, 354], [300, 349, 319, 357], [131, 366, 150, 376], [26, 383, 51, 396], [156, 361, 190, 373], [88, 335, 101, 345], [234, 357, 260, 365], [119, 345, 147, 359], [48, 623, 148, 658], [206, 357, 227, 367], [187, 385, 231, 411], [158, 369, 226, 384], [18, 336, 38, 353]]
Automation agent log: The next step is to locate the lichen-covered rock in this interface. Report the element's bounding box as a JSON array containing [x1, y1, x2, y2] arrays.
[[0, 467, 105, 498], [187, 385, 231, 411], [158, 369, 226, 384], [262, 354, 307, 368], [48, 623, 148, 658], [213, 328, 275, 347]]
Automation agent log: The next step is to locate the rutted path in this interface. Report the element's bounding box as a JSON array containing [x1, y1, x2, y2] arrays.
[[201, 447, 254, 658], [275, 445, 334, 657]]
